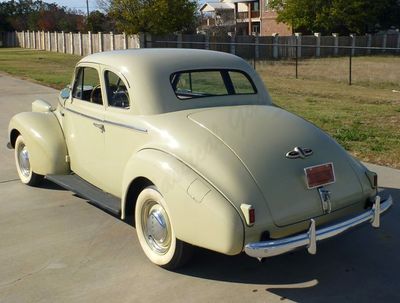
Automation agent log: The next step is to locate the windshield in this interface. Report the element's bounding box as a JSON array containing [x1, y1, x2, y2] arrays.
[[170, 69, 257, 100]]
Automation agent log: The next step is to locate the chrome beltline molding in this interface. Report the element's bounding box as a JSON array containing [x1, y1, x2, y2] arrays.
[[65, 107, 148, 133], [245, 194, 393, 259]]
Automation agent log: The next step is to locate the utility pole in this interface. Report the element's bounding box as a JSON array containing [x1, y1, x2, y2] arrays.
[[86, 0, 90, 18], [86, 0, 90, 28]]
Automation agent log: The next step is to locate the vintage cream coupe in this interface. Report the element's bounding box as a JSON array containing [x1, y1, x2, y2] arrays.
[[8, 49, 393, 269]]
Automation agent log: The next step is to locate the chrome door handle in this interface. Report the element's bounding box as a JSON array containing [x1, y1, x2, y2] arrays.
[[93, 122, 105, 133]]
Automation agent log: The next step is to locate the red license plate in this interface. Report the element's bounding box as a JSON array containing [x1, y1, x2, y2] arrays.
[[304, 163, 335, 189]]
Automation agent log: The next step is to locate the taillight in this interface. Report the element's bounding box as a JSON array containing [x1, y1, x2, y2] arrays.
[[365, 170, 378, 189], [240, 204, 255, 226]]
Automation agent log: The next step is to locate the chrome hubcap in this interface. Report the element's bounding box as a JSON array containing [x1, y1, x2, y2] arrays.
[[18, 145, 31, 178], [142, 202, 171, 254]]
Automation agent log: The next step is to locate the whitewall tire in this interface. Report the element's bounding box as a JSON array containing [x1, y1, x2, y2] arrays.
[[135, 186, 192, 269], [14, 135, 43, 186]]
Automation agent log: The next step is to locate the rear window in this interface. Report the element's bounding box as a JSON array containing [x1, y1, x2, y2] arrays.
[[170, 70, 257, 99]]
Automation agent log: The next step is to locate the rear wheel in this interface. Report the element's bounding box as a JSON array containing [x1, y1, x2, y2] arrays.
[[135, 186, 192, 269], [14, 135, 43, 186]]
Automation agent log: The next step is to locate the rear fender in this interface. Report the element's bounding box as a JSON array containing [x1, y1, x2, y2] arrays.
[[121, 149, 244, 255], [8, 112, 69, 175]]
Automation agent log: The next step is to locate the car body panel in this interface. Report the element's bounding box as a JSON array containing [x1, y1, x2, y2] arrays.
[[188, 105, 367, 226], [121, 149, 244, 255], [8, 111, 69, 176]]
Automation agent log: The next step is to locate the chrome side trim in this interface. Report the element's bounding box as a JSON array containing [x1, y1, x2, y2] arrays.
[[65, 107, 103, 123], [245, 194, 393, 259], [104, 119, 148, 133], [65, 107, 148, 133]]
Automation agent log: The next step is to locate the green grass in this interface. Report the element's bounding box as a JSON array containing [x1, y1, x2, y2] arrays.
[[0, 48, 399, 168], [0, 48, 80, 89]]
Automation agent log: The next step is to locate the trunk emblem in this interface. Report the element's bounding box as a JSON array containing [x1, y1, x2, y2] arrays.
[[286, 147, 313, 159]]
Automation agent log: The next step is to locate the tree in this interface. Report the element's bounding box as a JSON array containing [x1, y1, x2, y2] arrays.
[[0, 0, 86, 32], [106, 0, 198, 35], [269, 0, 400, 34], [87, 10, 114, 32]]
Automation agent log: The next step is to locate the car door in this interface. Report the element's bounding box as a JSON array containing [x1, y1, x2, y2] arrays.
[[63, 64, 107, 189], [101, 68, 148, 197]]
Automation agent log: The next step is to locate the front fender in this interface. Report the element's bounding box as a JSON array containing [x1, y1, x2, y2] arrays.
[[8, 112, 69, 175], [121, 148, 244, 255]]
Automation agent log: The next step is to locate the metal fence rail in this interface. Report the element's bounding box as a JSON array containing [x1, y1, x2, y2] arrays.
[[151, 40, 400, 85]]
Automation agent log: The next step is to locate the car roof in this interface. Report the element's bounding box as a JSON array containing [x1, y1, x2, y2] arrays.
[[78, 49, 271, 115], [80, 48, 246, 71]]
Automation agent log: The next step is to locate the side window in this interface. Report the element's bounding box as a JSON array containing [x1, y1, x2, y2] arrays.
[[72, 67, 103, 105], [104, 71, 130, 109]]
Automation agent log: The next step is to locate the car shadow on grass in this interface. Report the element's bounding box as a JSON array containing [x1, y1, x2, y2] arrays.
[[176, 187, 399, 302]]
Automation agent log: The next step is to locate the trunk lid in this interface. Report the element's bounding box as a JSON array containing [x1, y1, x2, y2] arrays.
[[189, 105, 364, 227]]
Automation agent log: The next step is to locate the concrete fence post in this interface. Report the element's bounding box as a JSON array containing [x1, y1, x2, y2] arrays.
[[255, 35, 260, 59], [41, 31, 45, 50], [47, 31, 51, 51], [397, 31, 400, 53], [98, 32, 103, 52], [62, 31, 66, 53], [314, 32, 321, 57], [55, 31, 58, 52], [205, 34, 210, 50], [295, 32, 302, 58], [382, 33, 387, 53], [350, 34, 355, 56], [177, 33, 182, 48], [78, 32, 82, 55], [70, 32, 74, 54], [230, 34, 235, 54], [332, 33, 339, 56], [21, 31, 25, 48], [14, 31, 18, 47], [36, 31, 39, 49], [110, 31, 114, 50], [123, 32, 127, 49], [27, 31, 31, 48], [132, 34, 141, 48], [32, 31, 36, 49], [145, 33, 152, 48], [272, 33, 279, 59], [88, 31, 92, 54], [366, 34, 372, 55]]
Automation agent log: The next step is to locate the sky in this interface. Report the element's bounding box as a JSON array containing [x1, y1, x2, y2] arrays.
[[40, 0, 100, 12], [0, 0, 101, 12]]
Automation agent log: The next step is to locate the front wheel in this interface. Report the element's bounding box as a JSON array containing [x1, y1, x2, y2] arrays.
[[135, 186, 192, 269], [14, 135, 43, 186]]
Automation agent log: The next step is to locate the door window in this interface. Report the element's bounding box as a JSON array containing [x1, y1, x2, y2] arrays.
[[104, 71, 130, 109], [72, 67, 103, 105]]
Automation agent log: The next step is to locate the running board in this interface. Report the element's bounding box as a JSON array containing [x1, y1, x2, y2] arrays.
[[46, 174, 121, 216]]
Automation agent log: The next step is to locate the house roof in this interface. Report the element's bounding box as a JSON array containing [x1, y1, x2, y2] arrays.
[[200, 3, 234, 13]]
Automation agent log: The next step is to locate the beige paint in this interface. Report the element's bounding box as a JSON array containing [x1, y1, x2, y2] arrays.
[[8, 49, 377, 255]]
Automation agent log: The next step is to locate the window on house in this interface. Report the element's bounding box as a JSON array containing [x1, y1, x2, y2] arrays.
[[265, 0, 270, 10]]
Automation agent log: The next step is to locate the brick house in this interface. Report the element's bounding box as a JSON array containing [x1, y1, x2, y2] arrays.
[[199, 0, 292, 36]]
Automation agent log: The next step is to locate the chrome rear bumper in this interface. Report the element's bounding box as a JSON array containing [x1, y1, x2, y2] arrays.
[[245, 195, 393, 259]]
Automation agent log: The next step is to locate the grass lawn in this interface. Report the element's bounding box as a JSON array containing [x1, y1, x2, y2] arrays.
[[0, 48, 399, 168], [0, 48, 80, 89]]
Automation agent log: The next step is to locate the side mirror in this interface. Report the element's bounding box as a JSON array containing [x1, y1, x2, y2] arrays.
[[60, 86, 71, 100]]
